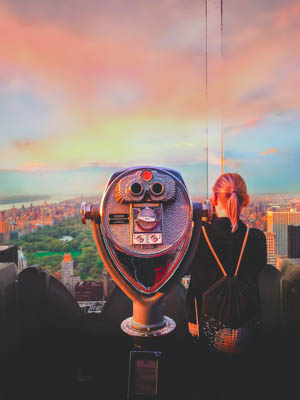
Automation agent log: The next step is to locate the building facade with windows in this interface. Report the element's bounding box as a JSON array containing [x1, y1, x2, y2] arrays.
[[267, 210, 300, 256], [61, 253, 81, 297], [288, 225, 300, 258], [264, 231, 276, 267]]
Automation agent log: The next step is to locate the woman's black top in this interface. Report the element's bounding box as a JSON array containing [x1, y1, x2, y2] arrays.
[[186, 217, 267, 324]]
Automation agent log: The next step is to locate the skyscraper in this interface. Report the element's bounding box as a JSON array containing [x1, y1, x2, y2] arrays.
[[0, 221, 9, 234], [288, 225, 300, 258], [267, 210, 300, 256], [264, 231, 276, 266], [75, 280, 104, 301], [61, 253, 81, 296]]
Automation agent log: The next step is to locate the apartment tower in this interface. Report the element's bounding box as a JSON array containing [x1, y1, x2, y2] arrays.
[[267, 210, 300, 256]]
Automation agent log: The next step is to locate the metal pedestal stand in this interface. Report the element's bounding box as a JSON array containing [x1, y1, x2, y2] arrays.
[[122, 312, 176, 400]]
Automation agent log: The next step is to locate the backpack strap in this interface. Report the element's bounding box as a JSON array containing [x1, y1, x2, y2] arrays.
[[194, 296, 200, 338], [202, 225, 250, 277], [234, 227, 249, 277], [202, 226, 227, 276]]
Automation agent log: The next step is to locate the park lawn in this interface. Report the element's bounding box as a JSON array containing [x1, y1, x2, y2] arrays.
[[35, 251, 82, 258]]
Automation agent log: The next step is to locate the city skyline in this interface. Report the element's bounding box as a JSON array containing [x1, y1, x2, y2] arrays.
[[2, 191, 299, 270], [0, 0, 300, 197]]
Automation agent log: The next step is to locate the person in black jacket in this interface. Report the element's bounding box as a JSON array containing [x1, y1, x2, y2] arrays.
[[186, 172, 266, 337], [185, 172, 267, 399]]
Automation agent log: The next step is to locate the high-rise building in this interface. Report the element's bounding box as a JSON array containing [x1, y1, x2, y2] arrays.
[[61, 253, 81, 296], [0, 221, 9, 234], [264, 231, 276, 266], [288, 225, 300, 258], [0, 221, 10, 243], [267, 210, 300, 256], [75, 281, 104, 301]]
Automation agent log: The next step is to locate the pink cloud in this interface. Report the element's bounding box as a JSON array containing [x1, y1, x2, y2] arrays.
[[0, 1, 299, 123], [13, 140, 36, 150], [227, 117, 262, 136], [0, 7, 154, 103]]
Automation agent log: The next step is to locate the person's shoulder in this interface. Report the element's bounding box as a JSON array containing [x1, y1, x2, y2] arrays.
[[247, 227, 267, 266], [248, 227, 266, 244], [248, 226, 265, 238]]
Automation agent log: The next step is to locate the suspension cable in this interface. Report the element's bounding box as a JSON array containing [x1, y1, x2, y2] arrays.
[[205, 0, 208, 199], [221, 0, 224, 174]]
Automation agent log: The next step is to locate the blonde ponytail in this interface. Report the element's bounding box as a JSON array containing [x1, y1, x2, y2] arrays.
[[212, 173, 248, 233], [227, 191, 241, 233]]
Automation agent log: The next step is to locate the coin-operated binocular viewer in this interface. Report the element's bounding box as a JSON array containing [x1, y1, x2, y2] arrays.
[[81, 166, 211, 337], [81, 166, 211, 397]]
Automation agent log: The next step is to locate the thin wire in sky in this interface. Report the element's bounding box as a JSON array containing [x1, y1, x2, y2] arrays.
[[205, 0, 208, 199], [221, 0, 224, 175]]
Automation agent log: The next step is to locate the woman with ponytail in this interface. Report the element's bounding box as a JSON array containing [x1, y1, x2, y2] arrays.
[[185, 173, 267, 397], [212, 172, 248, 234]]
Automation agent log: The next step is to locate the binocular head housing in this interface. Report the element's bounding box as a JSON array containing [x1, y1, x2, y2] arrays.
[[81, 166, 211, 336]]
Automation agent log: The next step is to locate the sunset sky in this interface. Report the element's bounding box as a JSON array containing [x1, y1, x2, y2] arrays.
[[0, 0, 300, 198]]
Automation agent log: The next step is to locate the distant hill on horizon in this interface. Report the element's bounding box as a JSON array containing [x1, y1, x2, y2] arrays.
[[0, 194, 51, 205]]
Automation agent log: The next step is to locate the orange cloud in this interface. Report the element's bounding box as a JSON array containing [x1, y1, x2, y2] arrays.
[[16, 162, 52, 171], [260, 148, 278, 156], [13, 140, 36, 150], [227, 117, 262, 136]]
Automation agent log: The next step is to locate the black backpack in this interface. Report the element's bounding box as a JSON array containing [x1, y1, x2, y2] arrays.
[[195, 226, 261, 353]]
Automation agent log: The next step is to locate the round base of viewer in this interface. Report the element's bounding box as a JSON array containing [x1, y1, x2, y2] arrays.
[[121, 316, 176, 337]]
